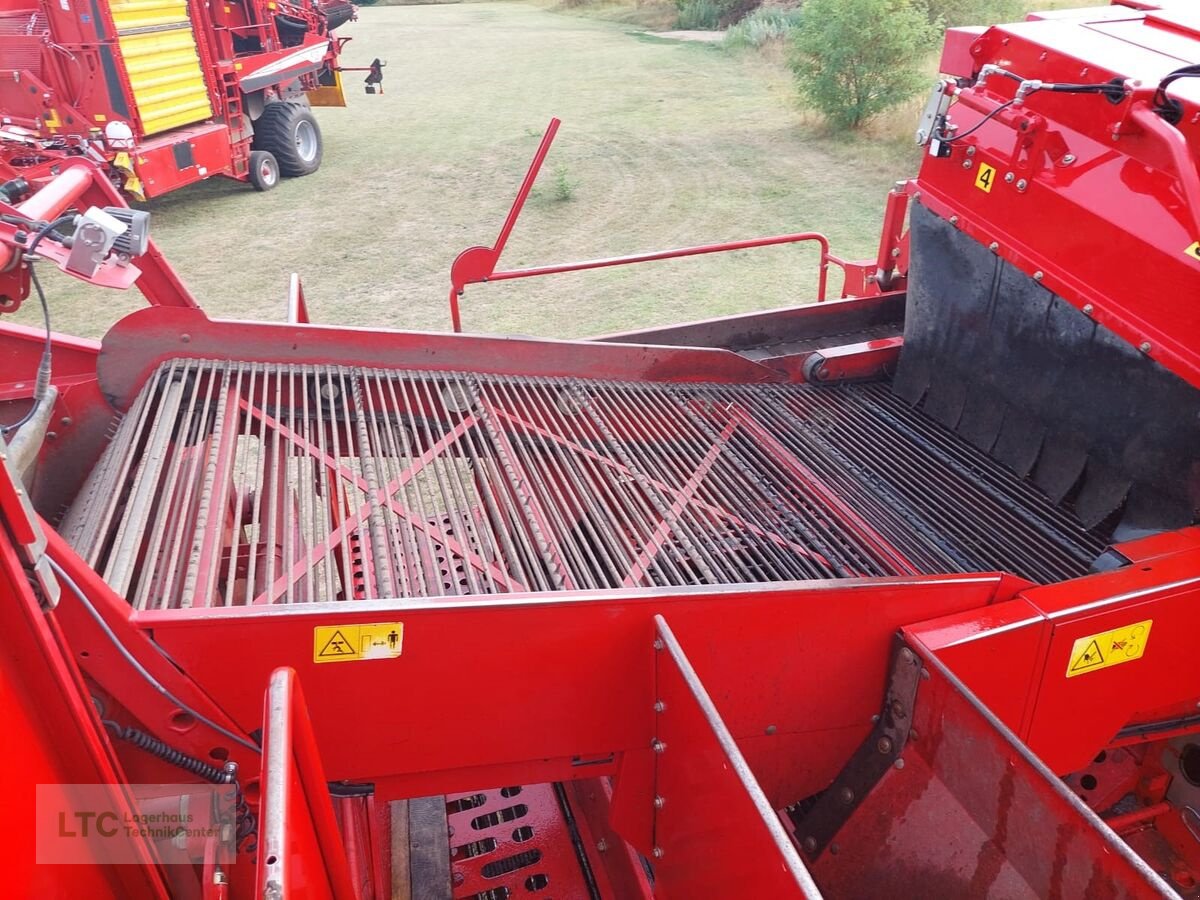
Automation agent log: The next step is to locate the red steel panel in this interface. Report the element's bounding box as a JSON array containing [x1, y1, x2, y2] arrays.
[[651, 615, 820, 899], [902, 537, 1200, 775], [137, 576, 1012, 796], [810, 648, 1174, 898], [0, 498, 167, 897]]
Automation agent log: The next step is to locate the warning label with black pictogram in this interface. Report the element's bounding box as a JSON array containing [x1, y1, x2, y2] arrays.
[[313, 622, 404, 664], [1069, 639, 1104, 673], [1065, 620, 1151, 678]]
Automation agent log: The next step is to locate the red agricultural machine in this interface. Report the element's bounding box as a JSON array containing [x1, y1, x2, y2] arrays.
[[0, 0, 364, 199], [2, 0, 1200, 897]]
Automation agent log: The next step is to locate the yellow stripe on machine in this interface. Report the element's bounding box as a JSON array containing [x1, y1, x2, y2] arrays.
[[108, 0, 191, 30], [109, 0, 213, 135]]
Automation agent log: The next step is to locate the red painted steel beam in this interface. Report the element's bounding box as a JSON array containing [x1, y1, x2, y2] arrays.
[[97, 307, 782, 414], [257, 668, 358, 900]]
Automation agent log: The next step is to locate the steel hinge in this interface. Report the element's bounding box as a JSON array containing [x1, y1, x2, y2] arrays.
[[788, 635, 923, 859], [0, 434, 59, 609]]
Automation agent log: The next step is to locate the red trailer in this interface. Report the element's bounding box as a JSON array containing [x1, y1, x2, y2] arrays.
[[0, 1, 1199, 898], [0, 0, 363, 198]]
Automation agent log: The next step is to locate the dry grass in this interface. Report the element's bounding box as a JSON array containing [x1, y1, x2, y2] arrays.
[[22, 1, 919, 340]]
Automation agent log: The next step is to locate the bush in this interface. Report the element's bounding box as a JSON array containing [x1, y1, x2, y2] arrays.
[[675, 0, 721, 28], [724, 8, 804, 50], [552, 163, 578, 201], [919, 0, 1022, 27], [791, 0, 937, 130]]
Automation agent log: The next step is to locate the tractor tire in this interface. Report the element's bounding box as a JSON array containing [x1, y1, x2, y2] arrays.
[[248, 150, 280, 191], [253, 102, 322, 178]]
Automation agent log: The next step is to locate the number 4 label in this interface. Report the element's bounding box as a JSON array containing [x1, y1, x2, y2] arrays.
[[975, 163, 996, 193]]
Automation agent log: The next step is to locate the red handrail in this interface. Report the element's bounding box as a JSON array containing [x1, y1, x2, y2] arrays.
[[447, 119, 841, 332]]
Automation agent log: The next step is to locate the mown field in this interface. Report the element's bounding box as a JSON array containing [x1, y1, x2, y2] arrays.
[[26, 0, 929, 339]]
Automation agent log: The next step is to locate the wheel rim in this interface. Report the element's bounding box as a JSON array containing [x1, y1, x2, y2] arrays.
[[261, 159, 275, 183], [294, 120, 318, 163]]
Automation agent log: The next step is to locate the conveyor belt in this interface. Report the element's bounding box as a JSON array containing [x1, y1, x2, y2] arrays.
[[62, 360, 1106, 609]]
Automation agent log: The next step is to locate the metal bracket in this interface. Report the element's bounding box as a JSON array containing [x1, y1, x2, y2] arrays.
[[0, 432, 59, 608], [789, 635, 923, 858]]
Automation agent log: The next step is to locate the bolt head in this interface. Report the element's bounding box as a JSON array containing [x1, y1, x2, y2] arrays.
[[1082, 303, 1094, 315], [1140, 341, 1152, 354], [1004, 172, 1015, 183], [895, 758, 906, 770], [652, 638, 664, 651], [652, 740, 667, 754], [1016, 179, 1028, 192], [1033, 271, 1044, 281], [949, 215, 959, 225], [1063, 154, 1076, 164], [596, 838, 608, 852], [962, 159, 973, 169], [838, 786, 855, 804], [654, 700, 666, 713], [654, 796, 666, 809], [891, 247, 901, 258], [803, 836, 818, 853], [966, 146, 976, 157], [989, 242, 1000, 252], [877, 736, 894, 754], [652, 847, 665, 859], [765, 724, 777, 735]]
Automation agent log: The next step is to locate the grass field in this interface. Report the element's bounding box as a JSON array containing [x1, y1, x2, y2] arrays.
[[32, 1, 923, 339]]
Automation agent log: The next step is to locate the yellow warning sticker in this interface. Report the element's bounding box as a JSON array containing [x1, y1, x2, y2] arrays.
[[314, 622, 404, 664], [1065, 619, 1152, 678], [1185, 242, 1200, 262], [975, 162, 997, 193]]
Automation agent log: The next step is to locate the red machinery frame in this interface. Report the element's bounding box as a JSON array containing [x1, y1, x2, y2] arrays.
[[0, 0, 353, 198], [3, 4, 1200, 896]]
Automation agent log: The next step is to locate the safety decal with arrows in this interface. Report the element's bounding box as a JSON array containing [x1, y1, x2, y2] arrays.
[[313, 622, 404, 664], [1065, 619, 1151, 678]]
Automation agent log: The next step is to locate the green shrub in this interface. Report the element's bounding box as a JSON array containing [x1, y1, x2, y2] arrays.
[[791, 0, 937, 129], [724, 8, 804, 50], [919, 0, 1022, 27], [552, 163, 578, 201], [675, 0, 721, 29]]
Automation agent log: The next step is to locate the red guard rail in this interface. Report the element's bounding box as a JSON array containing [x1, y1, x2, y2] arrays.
[[447, 119, 844, 332]]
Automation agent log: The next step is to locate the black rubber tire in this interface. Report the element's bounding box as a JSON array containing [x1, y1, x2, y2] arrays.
[[248, 150, 279, 191], [253, 101, 322, 177]]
